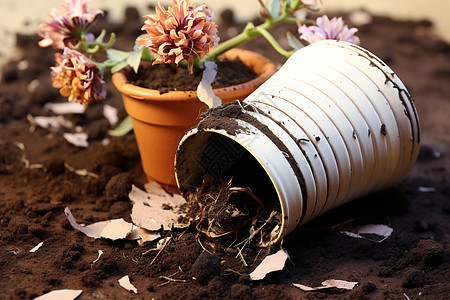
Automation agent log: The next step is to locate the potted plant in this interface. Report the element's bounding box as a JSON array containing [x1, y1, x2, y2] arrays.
[[38, 0, 360, 192], [110, 48, 276, 192]]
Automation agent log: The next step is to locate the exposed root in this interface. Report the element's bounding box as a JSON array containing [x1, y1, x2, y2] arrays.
[[158, 270, 188, 286], [183, 175, 281, 248]]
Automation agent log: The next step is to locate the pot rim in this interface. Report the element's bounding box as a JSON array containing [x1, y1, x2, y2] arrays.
[[111, 48, 277, 102], [175, 124, 304, 247]]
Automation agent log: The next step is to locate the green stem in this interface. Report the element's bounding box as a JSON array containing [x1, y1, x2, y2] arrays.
[[97, 61, 116, 69], [284, 17, 301, 23], [140, 48, 154, 62], [300, 19, 315, 25], [78, 32, 116, 55], [200, 14, 289, 63], [177, 54, 205, 70], [255, 27, 295, 58], [193, 56, 204, 70]]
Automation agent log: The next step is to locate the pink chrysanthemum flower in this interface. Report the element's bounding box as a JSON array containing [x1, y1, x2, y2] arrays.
[[51, 47, 106, 105], [298, 15, 360, 45], [137, 0, 219, 72], [38, 0, 103, 49]]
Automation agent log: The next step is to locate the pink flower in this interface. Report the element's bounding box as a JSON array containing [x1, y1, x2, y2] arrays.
[[298, 15, 360, 45], [51, 47, 106, 105], [38, 0, 103, 49], [137, 0, 219, 71]]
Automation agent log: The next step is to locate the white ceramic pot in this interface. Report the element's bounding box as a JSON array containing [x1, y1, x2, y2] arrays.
[[175, 40, 420, 246]]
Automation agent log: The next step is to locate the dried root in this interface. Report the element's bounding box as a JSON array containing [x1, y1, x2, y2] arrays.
[[184, 175, 281, 247]]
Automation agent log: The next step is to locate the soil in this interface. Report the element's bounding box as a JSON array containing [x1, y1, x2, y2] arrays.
[[1, 7, 449, 300], [128, 58, 257, 93]]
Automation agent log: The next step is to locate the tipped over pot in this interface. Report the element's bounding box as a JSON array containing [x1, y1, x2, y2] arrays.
[[175, 40, 420, 246]]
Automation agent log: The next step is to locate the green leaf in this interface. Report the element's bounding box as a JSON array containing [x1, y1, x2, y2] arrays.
[[103, 32, 116, 49], [141, 48, 153, 61], [108, 115, 133, 136], [289, 0, 302, 10], [268, 0, 281, 19], [86, 44, 100, 53], [286, 31, 304, 50], [94, 29, 107, 43], [127, 49, 143, 73], [111, 60, 129, 73], [106, 49, 129, 61]]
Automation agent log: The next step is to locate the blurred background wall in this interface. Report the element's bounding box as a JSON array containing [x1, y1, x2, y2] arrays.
[[1, 0, 449, 64]]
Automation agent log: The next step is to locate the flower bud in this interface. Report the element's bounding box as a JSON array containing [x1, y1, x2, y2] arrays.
[[259, 7, 270, 19]]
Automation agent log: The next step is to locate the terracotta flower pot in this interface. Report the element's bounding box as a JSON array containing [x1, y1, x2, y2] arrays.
[[112, 48, 277, 193]]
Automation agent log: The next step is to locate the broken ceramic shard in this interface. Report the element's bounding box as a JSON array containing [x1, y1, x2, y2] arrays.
[[129, 183, 187, 231], [197, 61, 222, 109], [64, 207, 133, 240], [63, 132, 89, 148], [44, 101, 86, 114], [355, 224, 393, 236], [339, 224, 393, 243], [92, 250, 103, 263], [103, 104, 119, 126], [118, 275, 138, 293], [126, 226, 161, 245], [249, 249, 289, 280], [293, 279, 358, 291], [29, 115, 73, 131], [29, 241, 43, 253], [33, 289, 82, 300], [155, 236, 171, 250]]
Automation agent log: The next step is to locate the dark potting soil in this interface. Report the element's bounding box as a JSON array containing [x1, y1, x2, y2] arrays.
[[127, 58, 257, 94], [1, 6, 449, 300]]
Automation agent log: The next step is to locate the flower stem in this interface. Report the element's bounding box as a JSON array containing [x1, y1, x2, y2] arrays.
[[255, 27, 295, 58], [200, 14, 289, 63]]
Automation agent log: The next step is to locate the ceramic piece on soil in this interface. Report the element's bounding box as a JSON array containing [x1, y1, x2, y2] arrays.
[[118, 275, 138, 294], [112, 48, 277, 193], [293, 279, 358, 291], [249, 249, 289, 280], [33, 289, 83, 300], [175, 40, 420, 245]]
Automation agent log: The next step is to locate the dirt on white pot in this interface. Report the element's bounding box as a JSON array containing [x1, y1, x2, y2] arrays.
[[175, 40, 420, 246]]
